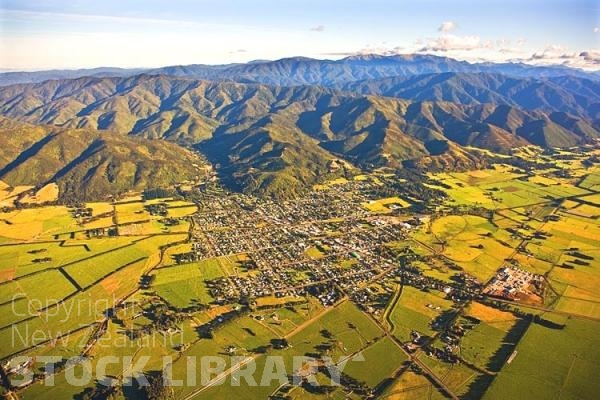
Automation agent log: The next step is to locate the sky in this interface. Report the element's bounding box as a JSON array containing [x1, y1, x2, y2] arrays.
[[1, 0, 599, 71]]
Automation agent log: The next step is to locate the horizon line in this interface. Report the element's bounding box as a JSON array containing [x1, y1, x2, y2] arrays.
[[1, 52, 598, 74]]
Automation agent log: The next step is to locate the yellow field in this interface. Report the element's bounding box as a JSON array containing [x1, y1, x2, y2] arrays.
[[117, 194, 143, 202], [161, 242, 193, 266], [561, 285, 600, 302], [86, 201, 114, 215], [165, 200, 196, 207], [83, 216, 115, 230], [313, 177, 349, 190], [561, 199, 580, 209], [555, 294, 600, 319], [304, 246, 325, 259], [167, 205, 197, 217], [527, 175, 559, 186], [115, 201, 152, 224], [0, 184, 34, 207], [450, 165, 522, 185], [544, 216, 600, 243], [382, 371, 442, 400], [549, 268, 600, 296], [19, 183, 59, 204], [565, 203, 600, 218], [118, 221, 164, 235], [425, 215, 513, 281], [363, 196, 411, 213], [431, 215, 468, 238], [466, 302, 518, 331], [512, 252, 554, 275], [581, 193, 600, 206], [255, 295, 304, 308], [0, 206, 78, 240]]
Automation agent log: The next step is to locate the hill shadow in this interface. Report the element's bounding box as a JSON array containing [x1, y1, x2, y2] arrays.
[[0, 133, 56, 178]]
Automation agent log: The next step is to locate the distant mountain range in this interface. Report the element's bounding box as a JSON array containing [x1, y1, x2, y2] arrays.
[[337, 73, 600, 120], [0, 55, 598, 200], [2, 54, 599, 87]]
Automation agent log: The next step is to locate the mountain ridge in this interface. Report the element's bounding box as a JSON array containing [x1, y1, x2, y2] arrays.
[[0, 75, 597, 199], [2, 54, 598, 87], [0, 53, 598, 200], [337, 72, 600, 120], [0, 116, 207, 201]]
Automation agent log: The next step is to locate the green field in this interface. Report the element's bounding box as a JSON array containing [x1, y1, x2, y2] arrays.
[[430, 166, 591, 210], [484, 317, 600, 400], [153, 257, 228, 307], [197, 301, 384, 399], [414, 215, 514, 281], [459, 314, 527, 373], [63, 234, 186, 288], [0, 236, 144, 279], [388, 286, 453, 342], [343, 336, 408, 388], [417, 353, 482, 397], [578, 171, 600, 191]]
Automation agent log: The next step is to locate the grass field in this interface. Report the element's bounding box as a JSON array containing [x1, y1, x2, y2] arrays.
[[19, 183, 60, 204], [153, 257, 227, 307], [7, 255, 161, 357], [414, 215, 514, 281], [63, 244, 148, 288], [0, 206, 79, 240], [62, 233, 187, 288], [363, 197, 411, 213], [197, 301, 384, 399], [459, 315, 525, 373], [381, 370, 446, 400], [343, 336, 408, 388], [388, 286, 453, 342], [417, 353, 482, 397], [0, 236, 144, 279], [484, 317, 600, 400], [429, 167, 591, 210], [0, 269, 76, 306]]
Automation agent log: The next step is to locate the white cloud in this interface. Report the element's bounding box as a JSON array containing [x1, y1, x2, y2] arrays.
[[309, 25, 325, 32], [594, 27, 599, 33], [530, 44, 573, 59], [580, 50, 600, 63], [492, 38, 527, 55], [438, 21, 457, 33], [525, 45, 599, 70], [321, 44, 404, 57], [419, 34, 491, 52]]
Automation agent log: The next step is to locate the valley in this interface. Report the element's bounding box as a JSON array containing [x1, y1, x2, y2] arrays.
[[1, 145, 598, 399]]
